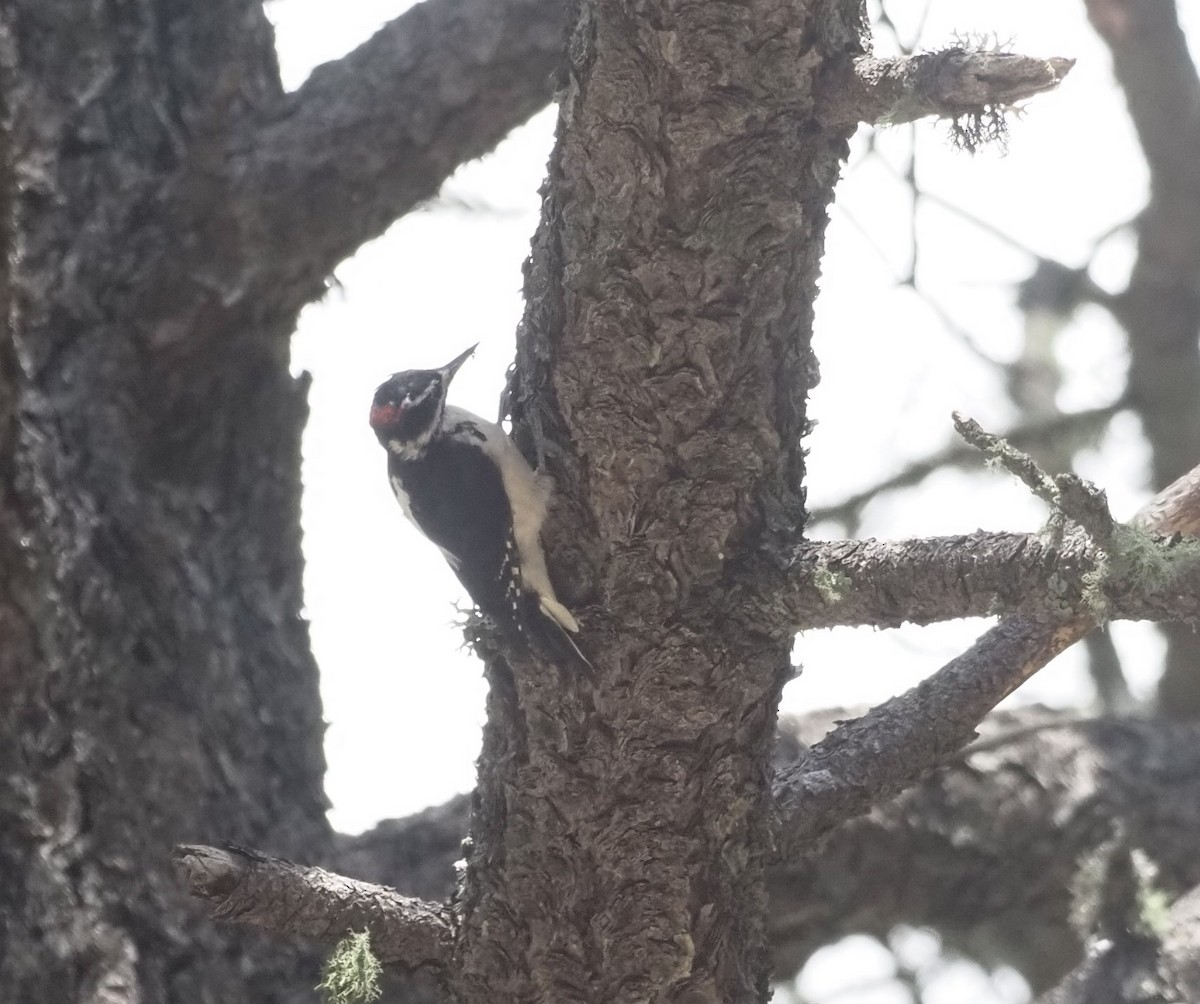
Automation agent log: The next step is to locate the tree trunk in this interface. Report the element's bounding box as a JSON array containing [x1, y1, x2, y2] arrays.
[[0, 2, 332, 999], [448, 1, 861, 1000]]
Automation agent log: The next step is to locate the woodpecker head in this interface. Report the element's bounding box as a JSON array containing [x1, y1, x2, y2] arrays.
[[370, 344, 477, 457]]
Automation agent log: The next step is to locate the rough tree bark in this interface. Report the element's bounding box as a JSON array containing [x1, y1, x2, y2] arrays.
[[0, 3, 330, 1000], [447, 0, 864, 995]]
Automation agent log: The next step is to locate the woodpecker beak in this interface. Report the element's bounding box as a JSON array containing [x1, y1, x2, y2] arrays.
[[440, 344, 478, 384]]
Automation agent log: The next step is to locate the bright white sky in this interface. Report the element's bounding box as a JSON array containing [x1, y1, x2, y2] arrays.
[[269, 3, 1196, 1000]]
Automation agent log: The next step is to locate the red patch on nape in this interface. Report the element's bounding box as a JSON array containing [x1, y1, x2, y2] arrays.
[[369, 402, 403, 429]]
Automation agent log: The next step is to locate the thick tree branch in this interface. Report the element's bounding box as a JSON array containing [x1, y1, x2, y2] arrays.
[[750, 527, 1200, 632], [774, 614, 1089, 855], [757, 457, 1200, 633], [1136, 464, 1200, 535], [772, 460, 1200, 857], [223, 0, 563, 308], [820, 49, 1074, 127], [172, 844, 454, 970], [330, 794, 472, 904]]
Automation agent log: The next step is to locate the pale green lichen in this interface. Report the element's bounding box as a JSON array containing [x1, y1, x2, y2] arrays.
[[1070, 833, 1116, 938], [1080, 556, 1111, 619], [1070, 836, 1173, 943], [1039, 520, 1200, 623], [317, 931, 383, 1004], [1113, 524, 1200, 588], [1084, 525, 1200, 621], [1131, 849, 1173, 940], [813, 565, 852, 605], [1043, 570, 1077, 617]]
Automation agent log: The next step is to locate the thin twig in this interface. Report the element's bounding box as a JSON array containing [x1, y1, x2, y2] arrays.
[[811, 402, 1125, 529]]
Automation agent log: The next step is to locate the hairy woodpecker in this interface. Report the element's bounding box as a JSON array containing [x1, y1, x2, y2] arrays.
[[369, 345, 588, 666]]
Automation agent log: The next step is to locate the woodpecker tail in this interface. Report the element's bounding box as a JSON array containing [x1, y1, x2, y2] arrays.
[[537, 615, 593, 671], [537, 594, 580, 635], [519, 593, 592, 671]]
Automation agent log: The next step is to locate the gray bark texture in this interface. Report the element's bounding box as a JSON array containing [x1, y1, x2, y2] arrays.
[[0, 3, 330, 1000], [450, 0, 865, 996], [1, 0, 1194, 1002]]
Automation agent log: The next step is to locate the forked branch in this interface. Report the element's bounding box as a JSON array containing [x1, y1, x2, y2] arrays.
[[774, 458, 1200, 857]]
